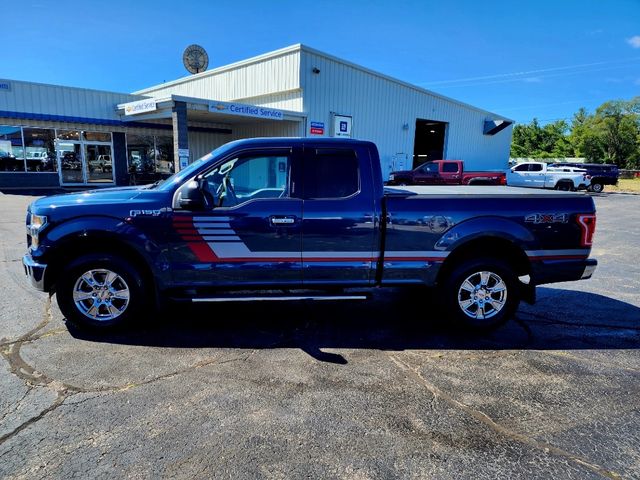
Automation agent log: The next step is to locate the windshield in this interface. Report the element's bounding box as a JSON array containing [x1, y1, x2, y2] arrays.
[[155, 142, 239, 191]]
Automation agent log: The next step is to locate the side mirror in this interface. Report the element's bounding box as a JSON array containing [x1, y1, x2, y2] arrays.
[[178, 180, 206, 210]]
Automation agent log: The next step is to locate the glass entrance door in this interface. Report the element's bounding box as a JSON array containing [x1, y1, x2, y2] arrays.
[[85, 144, 113, 183], [55, 131, 115, 186], [57, 141, 84, 185]]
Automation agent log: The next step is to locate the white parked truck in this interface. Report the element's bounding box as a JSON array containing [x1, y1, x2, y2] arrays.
[[507, 162, 591, 191]]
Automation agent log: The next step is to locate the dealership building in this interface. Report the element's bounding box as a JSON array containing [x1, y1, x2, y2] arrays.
[[0, 44, 513, 190]]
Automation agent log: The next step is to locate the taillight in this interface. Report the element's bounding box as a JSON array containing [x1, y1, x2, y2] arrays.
[[577, 214, 596, 246]]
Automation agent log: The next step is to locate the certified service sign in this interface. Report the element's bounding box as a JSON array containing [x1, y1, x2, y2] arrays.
[[123, 98, 157, 116], [209, 101, 283, 121], [0, 80, 11, 92]]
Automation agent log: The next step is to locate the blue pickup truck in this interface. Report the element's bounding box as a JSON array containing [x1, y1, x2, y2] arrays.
[[23, 138, 597, 331]]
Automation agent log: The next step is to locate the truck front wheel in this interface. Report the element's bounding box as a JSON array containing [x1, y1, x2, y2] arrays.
[[442, 257, 520, 331], [56, 254, 145, 330]]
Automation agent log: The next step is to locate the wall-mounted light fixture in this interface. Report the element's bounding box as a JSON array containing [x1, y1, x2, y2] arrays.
[[402, 123, 409, 130], [312, 67, 321, 74]]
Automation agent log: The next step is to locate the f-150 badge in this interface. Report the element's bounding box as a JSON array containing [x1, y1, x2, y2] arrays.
[[129, 209, 163, 217]]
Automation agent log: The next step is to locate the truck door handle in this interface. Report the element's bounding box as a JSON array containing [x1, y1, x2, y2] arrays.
[[270, 215, 297, 226]]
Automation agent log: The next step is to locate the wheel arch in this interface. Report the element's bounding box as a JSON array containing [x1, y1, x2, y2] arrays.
[[43, 233, 158, 303], [436, 235, 531, 287]]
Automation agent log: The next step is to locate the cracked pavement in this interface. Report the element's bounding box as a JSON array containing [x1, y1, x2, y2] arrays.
[[0, 192, 639, 479]]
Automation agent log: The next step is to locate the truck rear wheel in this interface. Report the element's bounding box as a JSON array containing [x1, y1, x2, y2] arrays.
[[441, 257, 520, 331], [555, 181, 573, 191], [56, 254, 145, 330], [589, 182, 604, 193]]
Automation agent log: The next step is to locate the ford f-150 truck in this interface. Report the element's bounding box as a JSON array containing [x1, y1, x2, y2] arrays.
[[387, 160, 506, 186], [23, 138, 597, 332]]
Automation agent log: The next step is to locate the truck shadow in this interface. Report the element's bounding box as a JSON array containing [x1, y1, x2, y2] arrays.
[[68, 287, 640, 364]]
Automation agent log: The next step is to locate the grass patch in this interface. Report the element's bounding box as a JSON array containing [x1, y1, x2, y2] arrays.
[[606, 178, 640, 193]]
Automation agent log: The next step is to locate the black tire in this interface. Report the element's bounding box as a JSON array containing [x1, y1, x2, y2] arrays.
[[56, 254, 145, 330], [440, 257, 520, 332], [469, 179, 490, 186], [590, 182, 604, 193], [556, 181, 572, 191]]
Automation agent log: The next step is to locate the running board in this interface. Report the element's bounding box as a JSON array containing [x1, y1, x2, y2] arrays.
[[190, 294, 368, 303]]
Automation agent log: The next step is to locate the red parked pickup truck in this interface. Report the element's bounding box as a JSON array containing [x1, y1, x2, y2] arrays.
[[387, 160, 506, 186]]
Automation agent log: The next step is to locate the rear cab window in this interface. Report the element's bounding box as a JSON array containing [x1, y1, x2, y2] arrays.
[[303, 148, 360, 199], [442, 162, 459, 173]]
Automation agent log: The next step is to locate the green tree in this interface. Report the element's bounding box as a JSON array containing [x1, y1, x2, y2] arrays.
[[590, 98, 640, 167], [511, 97, 640, 168], [510, 118, 572, 158]]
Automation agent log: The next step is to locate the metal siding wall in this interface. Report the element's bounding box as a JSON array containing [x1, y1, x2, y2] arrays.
[[231, 121, 304, 139], [187, 131, 235, 161], [0, 80, 143, 120], [186, 120, 304, 163], [139, 51, 302, 108], [300, 51, 513, 179], [231, 90, 303, 111]]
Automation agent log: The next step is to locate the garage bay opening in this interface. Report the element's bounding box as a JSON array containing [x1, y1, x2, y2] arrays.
[[413, 119, 447, 168]]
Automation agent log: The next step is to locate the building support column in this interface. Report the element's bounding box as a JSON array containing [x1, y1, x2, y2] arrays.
[[171, 101, 189, 172], [112, 132, 128, 186]]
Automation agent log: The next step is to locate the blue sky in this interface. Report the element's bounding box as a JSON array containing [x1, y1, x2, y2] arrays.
[[2, 0, 639, 124]]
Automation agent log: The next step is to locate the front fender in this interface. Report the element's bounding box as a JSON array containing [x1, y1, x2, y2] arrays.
[[434, 216, 537, 252], [37, 215, 171, 290]]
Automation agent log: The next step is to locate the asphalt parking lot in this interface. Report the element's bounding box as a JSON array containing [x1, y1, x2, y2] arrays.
[[1, 191, 639, 479]]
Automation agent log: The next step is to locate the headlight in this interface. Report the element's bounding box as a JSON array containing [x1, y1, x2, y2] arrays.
[[29, 213, 47, 233], [28, 214, 47, 247]]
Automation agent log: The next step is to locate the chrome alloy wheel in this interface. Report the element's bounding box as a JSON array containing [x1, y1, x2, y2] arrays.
[[72, 269, 130, 321], [457, 270, 507, 320]]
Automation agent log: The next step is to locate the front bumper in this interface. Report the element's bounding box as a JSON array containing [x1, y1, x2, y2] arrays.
[[22, 254, 47, 291], [530, 258, 597, 286]]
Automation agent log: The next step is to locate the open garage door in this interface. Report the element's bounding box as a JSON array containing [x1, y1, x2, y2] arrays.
[[413, 119, 447, 168]]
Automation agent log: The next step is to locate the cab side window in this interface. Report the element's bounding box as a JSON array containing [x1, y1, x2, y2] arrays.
[[420, 162, 439, 174], [513, 164, 529, 172], [303, 148, 359, 199], [529, 164, 543, 172], [203, 154, 291, 207]]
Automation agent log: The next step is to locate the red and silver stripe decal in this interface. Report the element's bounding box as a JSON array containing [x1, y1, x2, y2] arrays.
[[173, 215, 450, 263]]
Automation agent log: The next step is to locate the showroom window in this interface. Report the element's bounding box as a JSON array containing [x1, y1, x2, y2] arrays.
[[126, 134, 175, 184], [57, 129, 80, 141], [0, 126, 25, 172], [23, 128, 56, 172], [83, 131, 111, 143], [155, 135, 175, 175]]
